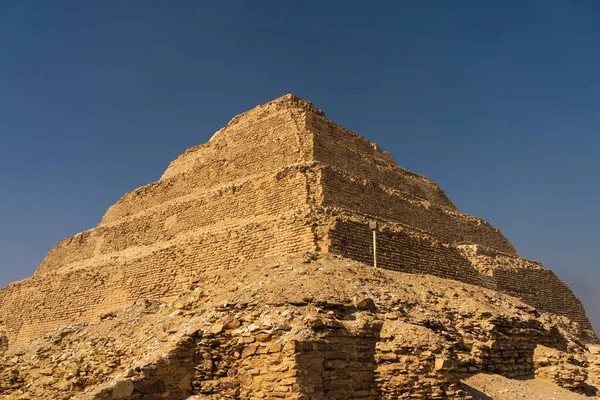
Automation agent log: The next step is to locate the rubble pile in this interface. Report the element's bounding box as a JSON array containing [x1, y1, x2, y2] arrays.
[[0, 254, 596, 399]]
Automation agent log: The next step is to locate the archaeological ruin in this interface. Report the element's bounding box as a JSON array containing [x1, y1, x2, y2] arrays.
[[0, 94, 598, 399]]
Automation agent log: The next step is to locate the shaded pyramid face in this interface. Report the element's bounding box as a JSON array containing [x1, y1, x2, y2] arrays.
[[0, 94, 595, 349]]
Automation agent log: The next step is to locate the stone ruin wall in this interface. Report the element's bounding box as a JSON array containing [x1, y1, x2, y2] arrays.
[[69, 299, 587, 400], [37, 167, 316, 275], [307, 110, 455, 210], [0, 211, 316, 349], [318, 165, 516, 254], [301, 109, 592, 336], [2, 249, 596, 400], [327, 218, 592, 333], [0, 102, 324, 349], [0, 94, 595, 351]]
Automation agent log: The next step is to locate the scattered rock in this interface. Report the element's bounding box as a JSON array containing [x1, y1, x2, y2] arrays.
[[354, 297, 376, 310], [111, 379, 134, 399]]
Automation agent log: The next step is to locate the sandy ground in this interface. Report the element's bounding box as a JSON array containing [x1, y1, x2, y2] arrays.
[[463, 373, 596, 400]]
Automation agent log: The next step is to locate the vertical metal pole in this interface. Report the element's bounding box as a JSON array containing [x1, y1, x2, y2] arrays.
[[369, 221, 378, 269], [373, 230, 377, 268]]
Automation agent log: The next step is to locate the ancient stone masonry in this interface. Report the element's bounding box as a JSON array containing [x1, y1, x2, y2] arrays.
[[0, 254, 596, 399], [0, 94, 595, 353]]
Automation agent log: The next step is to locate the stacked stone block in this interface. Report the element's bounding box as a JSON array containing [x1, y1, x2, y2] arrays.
[[0, 94, 595, 353]]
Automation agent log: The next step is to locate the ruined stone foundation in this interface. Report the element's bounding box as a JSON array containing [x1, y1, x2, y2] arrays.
[[1, 254, 598, 399]]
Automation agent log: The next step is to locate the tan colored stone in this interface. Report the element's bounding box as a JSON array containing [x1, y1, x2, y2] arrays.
[[111, 379, 134, 399], [0, 95, 596, 400], [434, 357, 455, 371], [0, 95, 592, 351]]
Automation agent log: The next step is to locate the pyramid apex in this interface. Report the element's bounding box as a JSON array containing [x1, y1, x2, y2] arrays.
[[275, 93, 299, 100], [262, 94, 326, 117], [222, 94, 326, 131]]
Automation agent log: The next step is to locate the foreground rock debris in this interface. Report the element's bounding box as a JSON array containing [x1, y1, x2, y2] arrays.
[[0, 95, 598, 399], [1, 254, 599, 399]]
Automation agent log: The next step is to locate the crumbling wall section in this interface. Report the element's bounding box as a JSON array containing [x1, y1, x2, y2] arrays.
[[37, 166, 315, 275], [307, 111, 450, 207], [320, 166, 516, 254], [0, 214, 318, 348], [0, 323, 7, 355], [458, 245, 594, 334], [328, 218, 485, 286], [328, 218, 593, 335], [534, 345, 588, 391]]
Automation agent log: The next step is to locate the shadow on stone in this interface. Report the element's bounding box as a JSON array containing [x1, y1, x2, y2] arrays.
[[295, 323, 382, 399], [460, 382, 494, 400]]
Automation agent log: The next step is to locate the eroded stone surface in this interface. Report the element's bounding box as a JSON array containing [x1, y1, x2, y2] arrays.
[[0, 94, 593, 350], [0, 95, 597, 399], [0, 254, 597, 399]]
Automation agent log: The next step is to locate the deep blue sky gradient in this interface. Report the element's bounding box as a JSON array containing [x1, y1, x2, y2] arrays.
[[1, 1, 599, 331]]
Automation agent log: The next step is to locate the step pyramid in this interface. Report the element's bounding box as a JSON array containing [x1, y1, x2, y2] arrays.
[[0, 94, 594, 351]]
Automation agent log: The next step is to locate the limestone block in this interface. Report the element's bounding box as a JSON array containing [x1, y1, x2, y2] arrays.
[[111, 379, 134, 399]]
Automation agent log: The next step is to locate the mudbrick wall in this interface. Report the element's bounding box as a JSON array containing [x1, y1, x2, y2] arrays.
[[0, 94, 595, 351]]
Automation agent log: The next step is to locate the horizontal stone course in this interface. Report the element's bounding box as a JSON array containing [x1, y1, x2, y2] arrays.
[[1, 213, 317, 348], [0, 93, 594, 355], [37, 166, 314, 275], [320, 165, 516, 254], [328, 218, 592, 334]]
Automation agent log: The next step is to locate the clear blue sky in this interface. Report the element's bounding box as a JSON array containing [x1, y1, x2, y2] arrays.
[[1, 1, 598, 331]]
